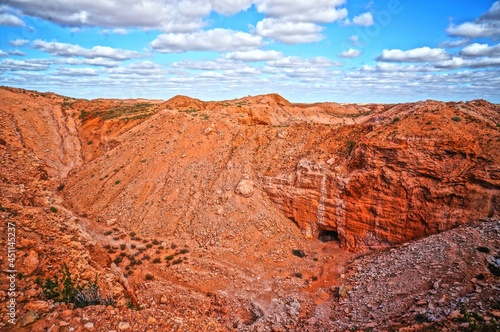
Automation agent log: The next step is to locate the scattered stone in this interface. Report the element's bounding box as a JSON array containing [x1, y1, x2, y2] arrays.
[[84, 322, 95, 330], [118, 321, 131, 330], [20, 311, 38, 327], [234, 178, 254, 197]]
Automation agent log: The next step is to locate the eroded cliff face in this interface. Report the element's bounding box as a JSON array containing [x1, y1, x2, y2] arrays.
[[260, 101, 500, 249]]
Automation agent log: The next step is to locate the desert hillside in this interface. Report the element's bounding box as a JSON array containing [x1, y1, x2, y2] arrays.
[[0, 86, 499, 331]]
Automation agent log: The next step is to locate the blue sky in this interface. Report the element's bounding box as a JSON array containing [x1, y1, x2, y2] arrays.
[[0, 0, 499, 103]]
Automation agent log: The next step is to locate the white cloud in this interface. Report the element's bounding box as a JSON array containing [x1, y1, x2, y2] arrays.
[[460, 43, 500, 58], [0, 59, 49, 71], [226, 50, 283, 61], [377, 47, 451, 63], [266, 56, 342, 68], [344, 12, 374, 26], [56, 67, 99, 76], [151, 29, 262, 53], [4, 0, 208, 32], [254, 18, 324, 43], [8, 50, 26, 56], [481, 1, 500, 21], [100, 28, 128, 35], [447, 22, 500, 39], [107, 61, 164, 76], [9, 39, 30, 47], [439, 39, 470, 48], [32, 40, 143, 60], [338, 48, 361, 58], [255, 0, 347, 23], [435, 56, 500, 69], [0, 13, 24, 26], [210, 0, 254, 15], [173, 59, 242, 71], [58, 57, 121, 67], [446, 2, 500, 39], [0, 50, 7, 57]]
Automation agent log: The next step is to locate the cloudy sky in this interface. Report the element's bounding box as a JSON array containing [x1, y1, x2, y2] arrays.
[[0, 0, 499, 102]]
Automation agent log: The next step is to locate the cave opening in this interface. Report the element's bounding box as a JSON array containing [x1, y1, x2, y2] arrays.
[[318, 229, 339, 243]]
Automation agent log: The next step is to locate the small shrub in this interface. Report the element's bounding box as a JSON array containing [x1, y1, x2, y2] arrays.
[[392, 117, 400, 124], [152, 239, 160, 245], [104, 244, 111, 250], [142, 255, 151, 261], [104, 231, 112, 236], [131, 244, 136, 249], [152, 258, 161, 264], [158, 246, 164, 250], [50, 206, 58, 213], [129, 232, 136, 237], [120, 244, 126, 251], [171, 243, 177, 249], [87, 141, 93, 145], [292, 249, 306, 258], [113, 257, 123, 264], [172, 258, 183, 265], [155, 250, 161, 254], [294, 272, 303, 279], [146, 243, 153, 248], [179, 248, 189, 255], [476, 246, 490, 253], [37, 264, 113, 308], [145, 273, 154, 280], [114, 180, 121, 185], [451, 116, 462, 122], [165, 255, 175, 261]]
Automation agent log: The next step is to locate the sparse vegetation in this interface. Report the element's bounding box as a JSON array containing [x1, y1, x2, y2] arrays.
[[392, 117, 400, 124], [451, 116, 462, 122], [50, 206, 58, 213], [37, 263, 113, 308]]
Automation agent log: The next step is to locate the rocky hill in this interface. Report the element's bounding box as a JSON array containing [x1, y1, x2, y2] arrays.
[[0, 86, 499, 331]]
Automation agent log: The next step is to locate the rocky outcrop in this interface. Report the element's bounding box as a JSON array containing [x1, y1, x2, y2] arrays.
[[261, 101, 500, 250]]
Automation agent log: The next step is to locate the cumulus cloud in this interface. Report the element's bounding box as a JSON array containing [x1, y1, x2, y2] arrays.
[[226, 50, 283, 61], [344, 12, 374, 26], [210, 0, 254, 15], [173, 59, 242, 71], [377, 47, 451, 63], [438, 39, 470, 48], [151, 29, 262, 53], [56, 67, 99, 76], [255, 0, 348, 23], [107, 61, 165, 76], [32, 40, 143, 60], [481, 1, 500, 21], [435, 56, 500, 69], [254, 18, 324, 43], [253, 0, 347, 45], [0, 50, 7, 57], [338, 48, 361, 58], [8, 50, 26, 56], [446, 1, 500, 39], [460, 43, 500, 58], [10, 39, 30, 47], [266, 56, 341, 68], [0, 12, 24, 26], [4, 0, 209, 32], [447, 22, 500, 39], [0, 59, 49, 71]]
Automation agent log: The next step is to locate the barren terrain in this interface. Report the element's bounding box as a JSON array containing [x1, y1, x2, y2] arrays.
[[0, 86, 499, 331]]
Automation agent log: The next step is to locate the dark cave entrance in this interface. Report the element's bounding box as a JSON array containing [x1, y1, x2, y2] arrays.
[[318, 229, 339, 243]]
